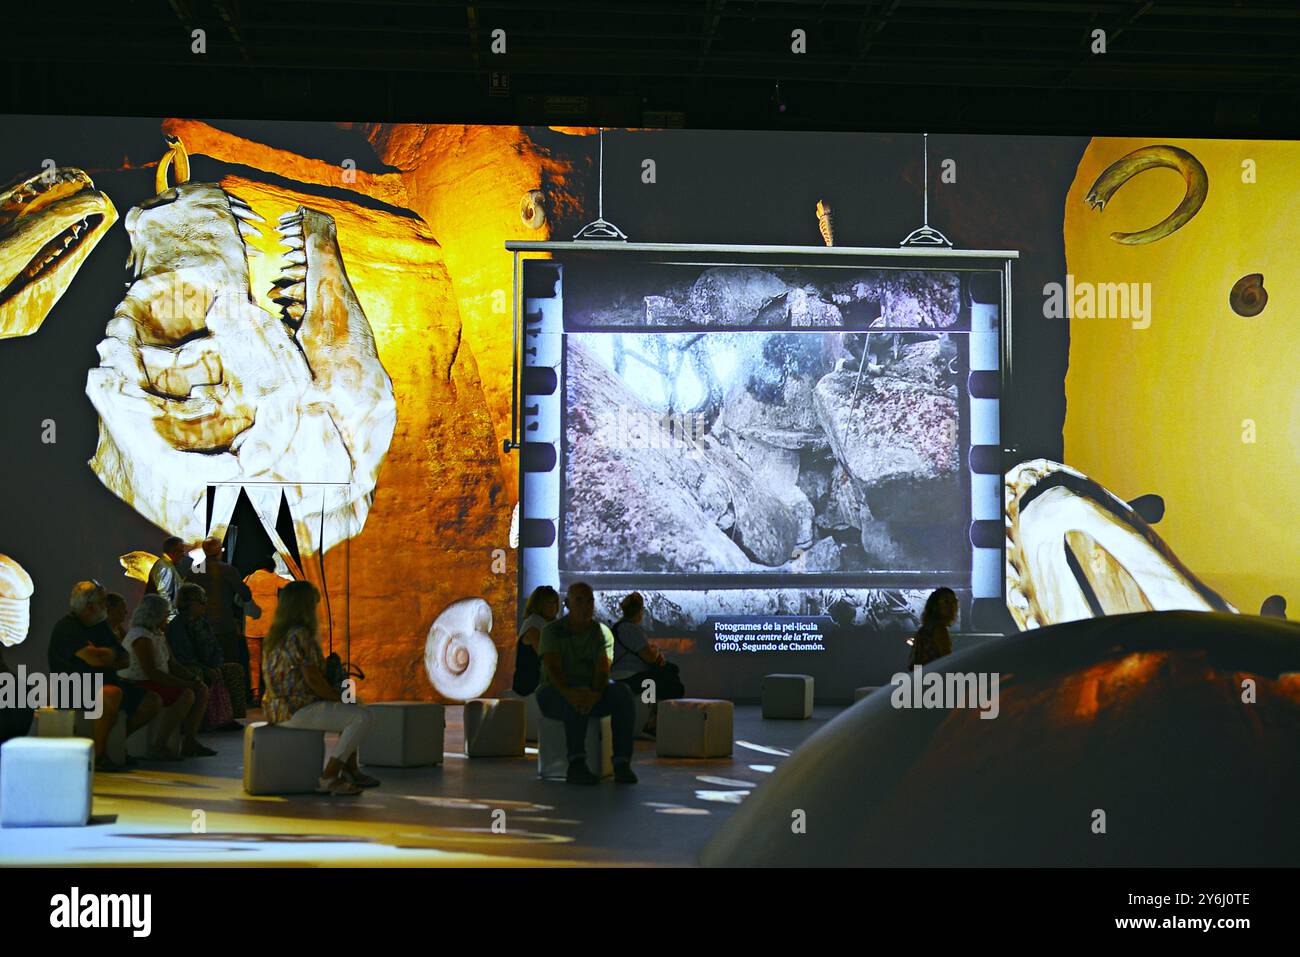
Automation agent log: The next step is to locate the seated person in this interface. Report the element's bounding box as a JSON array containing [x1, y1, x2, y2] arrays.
[[512, 585, 559, 696], [262, 580, 378, 796], [105, 592, 128, 642], [186, 537, 254, 698], [118, 594, 214, 760], [611, 591, 685, 736], [0, 647, 33, 744], [166, 583, 247, 726], [535, 582, 637, 785], [48, 581, 161, 771]]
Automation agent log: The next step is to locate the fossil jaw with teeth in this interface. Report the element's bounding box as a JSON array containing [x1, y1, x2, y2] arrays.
[[1004, 459, 1235, 630], [0, 167, 117, 339], [86, 178, 396, 557]]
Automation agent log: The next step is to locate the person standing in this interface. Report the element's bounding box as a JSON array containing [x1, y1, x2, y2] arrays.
[[241, 556, 281, 702], [145, 537, 191, 613], [535, 582, 637, 785], [186, 537, 253, 703]]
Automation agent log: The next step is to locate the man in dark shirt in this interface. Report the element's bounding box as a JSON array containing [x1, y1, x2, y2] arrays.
[[534, 582, 637, 785], [186, 537, 253, 697], [48, 581, 161, 769]]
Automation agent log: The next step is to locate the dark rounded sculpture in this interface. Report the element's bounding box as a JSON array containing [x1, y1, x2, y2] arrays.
[[701, 611, 1300, 866]]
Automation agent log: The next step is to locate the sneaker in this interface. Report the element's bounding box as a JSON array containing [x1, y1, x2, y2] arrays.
[[566, 760, 599, 785], [613, 762, 638, 785]]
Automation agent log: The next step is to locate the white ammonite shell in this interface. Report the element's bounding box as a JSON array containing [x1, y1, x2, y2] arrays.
[[0, 553, 35, 647], [423, 598, 497, 700]]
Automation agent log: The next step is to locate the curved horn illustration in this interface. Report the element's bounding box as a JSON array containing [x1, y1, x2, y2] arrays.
[[155, 135, 191, 193], [1083, 145, 1208, 245]]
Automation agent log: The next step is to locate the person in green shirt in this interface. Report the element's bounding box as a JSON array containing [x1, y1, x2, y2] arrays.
[[535, 582, 637, 785]]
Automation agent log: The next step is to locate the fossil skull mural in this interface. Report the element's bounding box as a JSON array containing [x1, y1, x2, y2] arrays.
[[0, 167, 117, 339], [85, 140, 396, 558]]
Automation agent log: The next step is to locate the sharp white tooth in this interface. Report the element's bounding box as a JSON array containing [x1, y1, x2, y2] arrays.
[[230, 204, 265, 224], [237, 220, 260, 240], [278, 221, 302, 237], [279, 235, 304, 251], [280, 264, 307, 280], [227, 193, 253, 209], [246, 247, 263, 258], [277, 210, 303, 224], [281, 281, 305, 300], [284, 301, 305, 321], [283, 249, 306, 266]]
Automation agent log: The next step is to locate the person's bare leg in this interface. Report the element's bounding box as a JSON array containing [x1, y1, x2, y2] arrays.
[[150, 690, 191, 758], [94, 686, 123, 759], [127, 692, 161, 737], [180, 684, 208, 747]]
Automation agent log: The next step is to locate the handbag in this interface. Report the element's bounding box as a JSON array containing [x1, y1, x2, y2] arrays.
[[201, 675, 233, 730]]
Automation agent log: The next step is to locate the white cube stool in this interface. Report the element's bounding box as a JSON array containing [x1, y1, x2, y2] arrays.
[[656, 699, 733, 758], [34, 708, 127, 766], [125, 698, 188, 759], [762, 674, 814, 719], [362, 702, 445, 767], [1, 737, 94, 827], [463, 698, 526, 757], [242, 722, 326, 795], [854, 686, 880, 702], [537, 713, 612, 780], [524, 693, 542, 743]]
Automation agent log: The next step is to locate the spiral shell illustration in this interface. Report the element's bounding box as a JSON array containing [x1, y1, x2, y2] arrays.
[[0, 553, 35, 647], [423, 597, 497, 700], [520, 189, 546, 229], [1229, 273, 1267, 317]]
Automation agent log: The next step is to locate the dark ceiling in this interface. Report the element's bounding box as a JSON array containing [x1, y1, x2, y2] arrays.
[[3, 0, 1299, 135]]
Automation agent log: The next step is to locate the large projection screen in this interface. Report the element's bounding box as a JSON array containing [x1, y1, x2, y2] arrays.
[[512, 243, 1013, 700]]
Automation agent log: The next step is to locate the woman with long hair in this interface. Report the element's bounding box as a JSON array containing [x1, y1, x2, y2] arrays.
[[908, 588, 959, 668], [512, 585, 560, 697], [261, 580, 376, 796]]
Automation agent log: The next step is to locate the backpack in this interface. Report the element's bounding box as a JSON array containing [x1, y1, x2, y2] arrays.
[[512, 638, 541, 696]]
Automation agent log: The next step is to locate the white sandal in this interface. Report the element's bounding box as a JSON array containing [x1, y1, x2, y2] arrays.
[[316, 774, 362, 796]]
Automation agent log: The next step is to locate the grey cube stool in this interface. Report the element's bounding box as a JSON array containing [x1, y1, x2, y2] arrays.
[[126, 697, 188, 758], [762, 674, 814, 719], [463, 698, 526, 757], [362, 702, 445, 767], [656, 699, 733, 758], [242, 722, 326, 795], [538, 713, 612, 780], [34, 707, 127, 766], [1, 737, 94, 827]]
